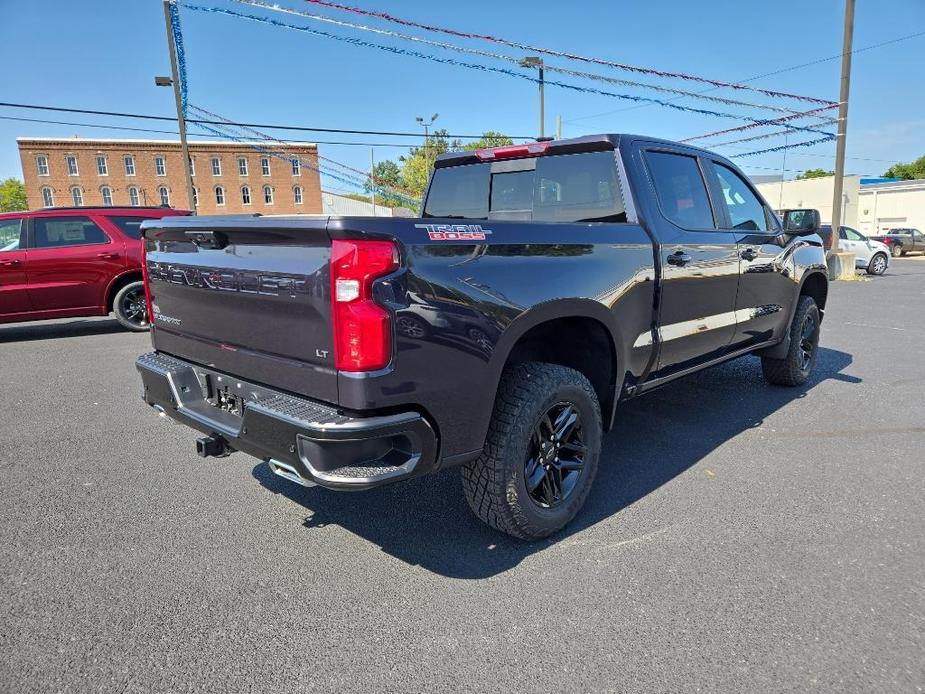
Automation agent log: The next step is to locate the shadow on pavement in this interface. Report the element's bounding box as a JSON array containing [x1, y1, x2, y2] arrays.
[[253, 347, 857, 578], [0, 318, 125, 343]]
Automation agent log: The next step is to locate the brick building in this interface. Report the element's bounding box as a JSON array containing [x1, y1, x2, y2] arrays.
[[17, 137, 322, 215]]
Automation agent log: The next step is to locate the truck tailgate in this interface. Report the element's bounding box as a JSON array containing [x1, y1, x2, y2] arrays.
[[143, 217, 338, 404]]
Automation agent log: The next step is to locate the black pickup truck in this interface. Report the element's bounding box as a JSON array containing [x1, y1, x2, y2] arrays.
[[869, 228, 925, 257], [136, 134, 829, 539]]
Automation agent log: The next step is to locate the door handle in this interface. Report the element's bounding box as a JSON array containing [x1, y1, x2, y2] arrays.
[[97, 252, 120, 259], [666, 251, 692, 267], [740, 248, 759, 261], [0, 259, 21, 267]]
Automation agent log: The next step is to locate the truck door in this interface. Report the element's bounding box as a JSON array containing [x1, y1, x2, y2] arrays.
[[641, 148, 740, 375], [0, 216, 31, 317], [704, 160, 796, 352]]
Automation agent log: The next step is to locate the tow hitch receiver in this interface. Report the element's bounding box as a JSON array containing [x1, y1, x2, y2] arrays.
[[196, 434, 232, 458]]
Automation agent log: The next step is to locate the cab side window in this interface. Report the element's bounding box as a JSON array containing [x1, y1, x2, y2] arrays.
[[645, 151, 715, 230], [713, 163, 769, 231], [32, 216, 110, 249], [0, 218, 24, 252]]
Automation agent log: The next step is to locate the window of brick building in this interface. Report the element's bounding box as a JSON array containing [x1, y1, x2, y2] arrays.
[[293, 186, 303, 205], [215, 186, 225, 206], [158, 186, 170, 206], [291, 158, 301, 176], [36, 155, 49, 176], [192, 187, 199, 207], [41, 187, 54, 207], [241, 185, 251, 205], [124, 155, 136, 176], [101, 186, 113, 206], [66, 155, 79, 176], [71, 186, 83, 206], [261, 158, 270, 176], [128, 186, 140, 206], [238, 157, 248, 176], [155, 156, 166, 176], [263, 185, 274, 205], [211, 157, 222, 176], [96, 155, 108, 176]]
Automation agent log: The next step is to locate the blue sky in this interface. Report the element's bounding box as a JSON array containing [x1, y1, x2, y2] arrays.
[[1, 0, 923, 191]]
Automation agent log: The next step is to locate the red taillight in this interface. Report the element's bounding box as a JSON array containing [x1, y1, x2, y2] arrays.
[[475, 142, 549, 161], [330, 239, 399, 372], [141, 241, 154, 326]]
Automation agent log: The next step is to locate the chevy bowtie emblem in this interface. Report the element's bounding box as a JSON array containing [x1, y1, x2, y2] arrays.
[[415, 223, 493, 241]]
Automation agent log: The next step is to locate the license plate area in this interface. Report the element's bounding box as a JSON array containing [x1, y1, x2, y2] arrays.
[[203, 373, 246, 418]]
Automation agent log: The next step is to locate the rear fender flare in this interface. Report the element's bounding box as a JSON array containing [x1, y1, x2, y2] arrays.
[[485, 298, 627, 428]]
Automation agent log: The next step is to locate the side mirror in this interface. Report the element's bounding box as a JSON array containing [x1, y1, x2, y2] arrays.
[[782, 209, 821, 234]]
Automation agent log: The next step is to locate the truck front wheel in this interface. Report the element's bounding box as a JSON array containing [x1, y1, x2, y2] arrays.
[[761, 296, 820, 387], [462, 362, 601, 540]]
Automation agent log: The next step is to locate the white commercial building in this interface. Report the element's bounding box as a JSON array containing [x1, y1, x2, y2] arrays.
[[857, 179, 925, 235], [754, 175, 861, 227], [320, 190, 415, 217]]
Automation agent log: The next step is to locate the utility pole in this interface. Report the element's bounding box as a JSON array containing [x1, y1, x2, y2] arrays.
[[519, 57, 545, 139], [158, 0, 195, 213], [370, 147, 376, 216], [556, 115, 562, 140], [829, 0, 855, 255]]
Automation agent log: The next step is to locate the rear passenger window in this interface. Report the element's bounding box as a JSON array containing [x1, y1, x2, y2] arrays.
[[645, 151, 715, 229], [32, 216, 110, 249], [0, 218, 24, 252], [713, 162, 769, 231]]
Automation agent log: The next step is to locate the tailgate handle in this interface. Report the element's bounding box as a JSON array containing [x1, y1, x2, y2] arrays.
[[185, 230, 228, 250]]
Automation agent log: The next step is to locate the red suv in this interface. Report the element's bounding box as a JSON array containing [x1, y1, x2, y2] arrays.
[[0, 206, 190, 331]]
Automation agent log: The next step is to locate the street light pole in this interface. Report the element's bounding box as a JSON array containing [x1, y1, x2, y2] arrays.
[[159, 0, 196, 213], [829, 0, 855, 255], [416, 113, 439, 174], [519, 56, 545, 139]]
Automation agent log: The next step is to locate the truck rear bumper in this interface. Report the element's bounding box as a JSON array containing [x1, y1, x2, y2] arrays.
[[136, 352, 438, 490]]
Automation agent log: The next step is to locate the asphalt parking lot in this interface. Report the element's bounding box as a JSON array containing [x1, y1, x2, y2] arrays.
[[1, 259, 923, 693]]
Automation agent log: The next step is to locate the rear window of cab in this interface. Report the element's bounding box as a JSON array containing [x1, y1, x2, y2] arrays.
[[423, 151, 627, 224]]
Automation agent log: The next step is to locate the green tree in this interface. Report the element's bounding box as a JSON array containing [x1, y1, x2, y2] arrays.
[[883, 155, 925, 180], [795, 168, 834, 180], [462, 131, 514, 151], [0, 177, 27, 212], [366, 130, 516, 206]]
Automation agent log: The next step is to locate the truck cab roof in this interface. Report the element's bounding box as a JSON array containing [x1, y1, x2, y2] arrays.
[[434, 133, 729, 169]]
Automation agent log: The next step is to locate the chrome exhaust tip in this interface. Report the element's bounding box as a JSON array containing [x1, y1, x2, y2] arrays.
[[267, 458, 316, 487]]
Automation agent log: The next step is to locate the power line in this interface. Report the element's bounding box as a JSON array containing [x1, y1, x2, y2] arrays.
[[181, 3, 835, 137], [234, 0, 806, 117], [0, 114, 419, 147], [565, 28, 924, 125], [0, 101, 530, 140], [298, 0, 833, 104]]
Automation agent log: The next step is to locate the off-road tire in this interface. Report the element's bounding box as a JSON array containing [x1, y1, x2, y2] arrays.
[[112, 281, 150, 332], [461, 362, 602, 540], [761, 296, 820, 387]]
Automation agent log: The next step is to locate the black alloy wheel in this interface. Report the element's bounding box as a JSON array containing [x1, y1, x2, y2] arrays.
[[113, 281, 150, 332], [798, 313, 819, 371], [524, 401, 586, 508]]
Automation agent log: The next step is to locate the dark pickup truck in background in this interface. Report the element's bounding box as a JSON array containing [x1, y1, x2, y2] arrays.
[[869, 228, 925, 257], [136, 134, 829, 539]]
